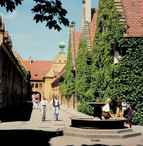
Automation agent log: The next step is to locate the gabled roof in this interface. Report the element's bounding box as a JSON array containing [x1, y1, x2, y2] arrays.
[[23, 60, 53, 80], [51, 66, 65, 86], [122, 0, 143, 37]]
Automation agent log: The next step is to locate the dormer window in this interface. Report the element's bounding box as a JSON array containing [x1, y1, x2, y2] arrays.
[[113, 49, 121, 65], [35, 73, 38, 76], [102, 26, 106, 33]]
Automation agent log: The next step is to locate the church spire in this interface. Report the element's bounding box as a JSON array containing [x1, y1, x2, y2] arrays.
[[59, 41, 65, 54]]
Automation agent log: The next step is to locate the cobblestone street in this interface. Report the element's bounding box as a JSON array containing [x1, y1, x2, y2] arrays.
[[0, 102, 143, 146]]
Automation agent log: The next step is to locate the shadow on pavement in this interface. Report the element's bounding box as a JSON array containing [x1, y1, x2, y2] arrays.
[[82, 144, 122, 146], [0, 129, 63, 145], [0, 101, 33, 122]]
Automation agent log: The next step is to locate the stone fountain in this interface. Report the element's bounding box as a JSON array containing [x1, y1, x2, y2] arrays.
[[64, 93, 141, 138], [71, 101, 127, 129]]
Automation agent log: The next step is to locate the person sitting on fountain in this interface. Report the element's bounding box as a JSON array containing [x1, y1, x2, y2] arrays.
[[102, 98, 114, 119], [115, 98, 132, 128]]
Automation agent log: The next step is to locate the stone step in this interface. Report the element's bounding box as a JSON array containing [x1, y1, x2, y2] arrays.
[[115, 5, 123, 9], [115, 3, 122, 6], [114, 0, 122, 3], [119, 18, 126, 22], [64, 127, 133, 134], [64, 128, 141, 139], [116, 9, 124, 12]]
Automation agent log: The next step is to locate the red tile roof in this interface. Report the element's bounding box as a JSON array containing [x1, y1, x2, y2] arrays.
[[122, 0, 143, 37], [89, 9, 98, 48], [23, 60, 53, 80], [54, 71, 60, 77], [74, 32, 80, 59], [51, 66, 65, 86]]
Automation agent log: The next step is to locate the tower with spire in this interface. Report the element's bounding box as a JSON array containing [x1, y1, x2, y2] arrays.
[[59, 41, 65, 54]]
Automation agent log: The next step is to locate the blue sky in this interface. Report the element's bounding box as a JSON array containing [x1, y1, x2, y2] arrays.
[[0, 0, 98, 61]]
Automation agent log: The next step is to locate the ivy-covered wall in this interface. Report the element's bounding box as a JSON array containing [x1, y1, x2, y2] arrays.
[[91, 0, 124, 100], [110, 38, 143, 125], [75, 37, 93, 114], [90, 0, 143, 125], [60, 38, 74, 100], [62, 0, 143, 125]]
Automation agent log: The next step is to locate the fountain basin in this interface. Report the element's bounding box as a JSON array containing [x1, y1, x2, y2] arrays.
[[71, 117, 127, 129]]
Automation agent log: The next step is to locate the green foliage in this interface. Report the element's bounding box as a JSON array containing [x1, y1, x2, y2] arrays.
[[75, 37, 92, 102], [77, 99, 93, 115], [110, 38, 143, 125], [89, 0, 143, 125], [0, 0, 69, 31], [91, 0, 124, 100], [32, 0, 69, 31], [15, 57, 30, 79], [60, 38, 74, 98], [0, 0, 22, 12]]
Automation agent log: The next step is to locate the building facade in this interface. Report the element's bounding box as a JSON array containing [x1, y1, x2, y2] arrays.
[[51, 0, 143, 108], [0, 15, 30, 113], [23, 42, 67, 101]]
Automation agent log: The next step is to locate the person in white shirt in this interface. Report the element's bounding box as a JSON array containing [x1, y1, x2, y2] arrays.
[[50, 94, 60, 121], [115, 98, 132, 128], [102, 98, 114, 119], [40, 97, 48, 121]]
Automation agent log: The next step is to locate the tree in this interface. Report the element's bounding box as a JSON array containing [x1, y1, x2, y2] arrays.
[[60, 38, 74, 106], [0, 0, 69, 31]]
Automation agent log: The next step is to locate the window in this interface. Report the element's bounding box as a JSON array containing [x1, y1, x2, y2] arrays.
[[31, 83, 34, 88], [35, 83, 38, 88], [39, 83, 42, 88]]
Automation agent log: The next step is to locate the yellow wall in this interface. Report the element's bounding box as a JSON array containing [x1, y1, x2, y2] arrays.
[[31, 81, 44, 98], [44, 53, 66, 101], [29, 53, 66, 101], [0, 33, 3, 45], [44, 77, 54, 101]]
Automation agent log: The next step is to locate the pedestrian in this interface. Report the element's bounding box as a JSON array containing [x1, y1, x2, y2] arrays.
[[115, 98, 132, 128], [102, 98, 114, 119], [35, 94, 40, 109], [50, 94, 60, 121], [32, 95, 36, 109], [40, 96, 48, 121]]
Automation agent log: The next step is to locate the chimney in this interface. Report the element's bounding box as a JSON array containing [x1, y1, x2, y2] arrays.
[[29, 56, 33, 64], [85, 0, 91, 23], [69, 21, 76, 70]]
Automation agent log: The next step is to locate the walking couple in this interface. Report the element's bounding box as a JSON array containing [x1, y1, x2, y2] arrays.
[[40, 95, 60, 121]]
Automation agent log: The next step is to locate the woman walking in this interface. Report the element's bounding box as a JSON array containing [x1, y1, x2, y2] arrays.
[[40, 97, 48, 121]]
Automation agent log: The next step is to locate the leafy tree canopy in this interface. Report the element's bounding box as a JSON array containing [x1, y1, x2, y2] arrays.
[[0, 0, 69, 31]]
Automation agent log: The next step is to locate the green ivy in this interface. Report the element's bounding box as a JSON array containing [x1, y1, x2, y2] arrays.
[[91, 0, 124, 101], [63, 0, 143, 125], [75, 38, 92, 101], [75, 37, 93, 114], [110, 38, 143, 125], [90, 0, 143, 125], [60, 37, 74, 98]]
